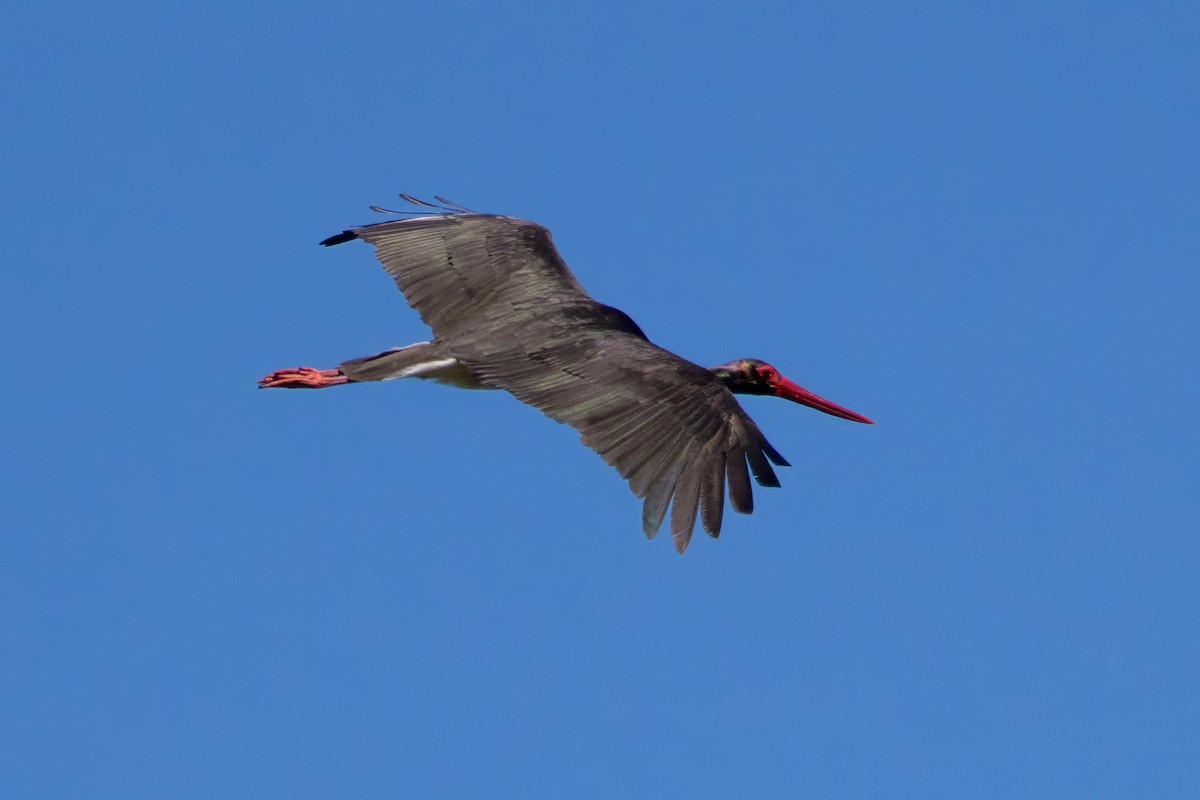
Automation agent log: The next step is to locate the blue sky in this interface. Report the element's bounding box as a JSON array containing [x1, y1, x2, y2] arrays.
[[4, 1, 1198, 797]]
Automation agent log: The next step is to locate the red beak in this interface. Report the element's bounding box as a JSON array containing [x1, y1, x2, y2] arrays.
[[773, 377, 874, 424]]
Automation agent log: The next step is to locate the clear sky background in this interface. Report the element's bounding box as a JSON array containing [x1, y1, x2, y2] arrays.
[[3, 2, 1197, 797]]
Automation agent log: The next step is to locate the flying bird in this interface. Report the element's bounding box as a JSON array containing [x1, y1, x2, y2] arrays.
[[260, 196, 872, 552]]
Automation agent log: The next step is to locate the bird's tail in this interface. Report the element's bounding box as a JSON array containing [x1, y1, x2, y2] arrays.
[[339, 342, 489, 390]]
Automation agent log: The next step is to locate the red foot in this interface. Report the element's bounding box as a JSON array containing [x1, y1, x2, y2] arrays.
[[258, 366, 350, 389]]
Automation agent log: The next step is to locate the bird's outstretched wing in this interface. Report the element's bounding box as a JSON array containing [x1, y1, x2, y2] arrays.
[[322, 214, 591, 341], [324, 213, 788, 552]]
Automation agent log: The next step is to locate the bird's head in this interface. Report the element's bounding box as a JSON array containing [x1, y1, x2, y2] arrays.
[[709, 359, 874, 424]]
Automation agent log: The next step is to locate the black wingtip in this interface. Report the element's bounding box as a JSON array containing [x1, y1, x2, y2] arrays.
[[762, 440, 791, 468], [319, 230, 359, 247]]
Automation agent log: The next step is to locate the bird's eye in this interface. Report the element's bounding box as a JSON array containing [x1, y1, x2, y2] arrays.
[[759, 367, 775, 381]]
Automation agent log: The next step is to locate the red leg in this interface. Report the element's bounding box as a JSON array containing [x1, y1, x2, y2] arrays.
[[258, 366, 351, 389]]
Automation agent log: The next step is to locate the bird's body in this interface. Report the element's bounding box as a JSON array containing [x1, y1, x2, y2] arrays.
[[261, 198, 872, 552]]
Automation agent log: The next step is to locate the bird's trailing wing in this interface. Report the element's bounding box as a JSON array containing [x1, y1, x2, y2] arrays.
[[449, 330, 790, 553]]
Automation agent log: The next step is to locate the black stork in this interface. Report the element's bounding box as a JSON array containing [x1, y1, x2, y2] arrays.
[[260, 196, 872, 553]]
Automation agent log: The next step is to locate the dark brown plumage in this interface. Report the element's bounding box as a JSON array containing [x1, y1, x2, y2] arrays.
[[261, 200, 871, 553]]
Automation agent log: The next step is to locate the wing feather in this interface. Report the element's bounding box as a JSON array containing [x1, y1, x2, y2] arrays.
[[669, 453, 703, 553], [642, 452, 686, 539], [726, 443, 754, 515], [699, 448, 726, 538]]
